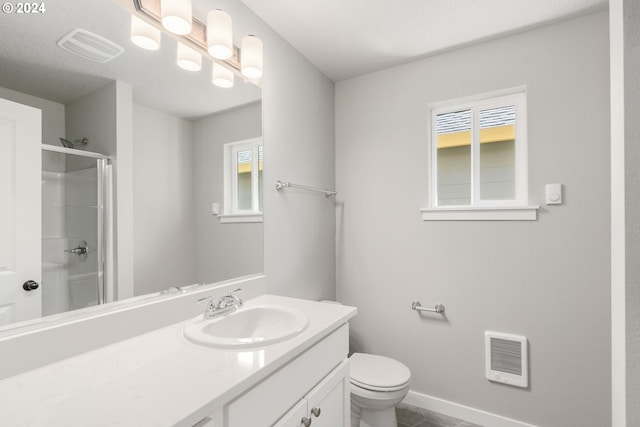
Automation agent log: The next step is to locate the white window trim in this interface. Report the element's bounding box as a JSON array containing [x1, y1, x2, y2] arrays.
[[222, 137, 263, 223], [420, 205, 539, 221], [218, 213, 263, 224], [424, 86, 538, 221]]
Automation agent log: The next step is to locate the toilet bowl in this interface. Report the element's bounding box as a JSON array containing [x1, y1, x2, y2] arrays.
[[349, 352, 411, 427], [319, 301, 411, 427]]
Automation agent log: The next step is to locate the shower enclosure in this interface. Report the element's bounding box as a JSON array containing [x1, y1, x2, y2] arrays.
[[41, 145, 112, 317]]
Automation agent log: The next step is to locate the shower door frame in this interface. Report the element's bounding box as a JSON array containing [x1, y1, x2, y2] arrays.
[[41, 144, 113, 306]]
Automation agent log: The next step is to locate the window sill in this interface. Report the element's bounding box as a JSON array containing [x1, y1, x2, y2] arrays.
[[420, 205, 539, 221], [218, 213, 263, 224]]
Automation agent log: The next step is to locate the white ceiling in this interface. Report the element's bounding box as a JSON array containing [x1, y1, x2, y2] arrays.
[[0, 0, 607, 119], [240, 0, 608, 82], [0, 0, 261, 119]]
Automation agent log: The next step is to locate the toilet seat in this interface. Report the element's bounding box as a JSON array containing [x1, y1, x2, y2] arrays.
[[349, 353, 411, 392]]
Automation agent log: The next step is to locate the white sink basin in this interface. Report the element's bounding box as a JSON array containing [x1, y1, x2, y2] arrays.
[[183, 305, 309, 349]]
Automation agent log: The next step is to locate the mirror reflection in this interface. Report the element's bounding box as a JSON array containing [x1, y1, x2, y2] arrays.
[[0, 0, 263, 331]]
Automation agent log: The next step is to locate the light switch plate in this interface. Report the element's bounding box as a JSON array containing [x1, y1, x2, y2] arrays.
[[545, 184, 562, 205]]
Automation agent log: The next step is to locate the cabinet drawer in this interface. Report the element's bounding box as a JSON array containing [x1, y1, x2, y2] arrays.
[[225, 324, 348, 426]]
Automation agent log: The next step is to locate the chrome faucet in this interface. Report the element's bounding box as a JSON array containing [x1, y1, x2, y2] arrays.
[[198, 288, 243, 319]]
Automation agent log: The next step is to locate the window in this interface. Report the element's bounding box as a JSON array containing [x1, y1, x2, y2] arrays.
[[422, 88, 538, 220], [222, 137, 263, 223]]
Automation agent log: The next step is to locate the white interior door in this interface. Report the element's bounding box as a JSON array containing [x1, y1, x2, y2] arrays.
[[0, 98, 42, 327]]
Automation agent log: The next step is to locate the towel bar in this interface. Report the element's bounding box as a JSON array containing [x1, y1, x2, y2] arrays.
[[411, 300, 445, 314], [275, 180, 336, 198]]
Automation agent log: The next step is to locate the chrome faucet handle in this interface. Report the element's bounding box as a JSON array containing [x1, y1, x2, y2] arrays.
[[197, 296, 216, 319], [214, 288, 243, 310], [228, 288, 243, 307]]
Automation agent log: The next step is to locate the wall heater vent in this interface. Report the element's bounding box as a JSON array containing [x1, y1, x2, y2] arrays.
[[485, 331, 528, 388], [57, 29, 124, 63]]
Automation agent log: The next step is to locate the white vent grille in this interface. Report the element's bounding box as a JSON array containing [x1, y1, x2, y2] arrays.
[[485, 331, 528, 388], [57, 29, 124, 63]]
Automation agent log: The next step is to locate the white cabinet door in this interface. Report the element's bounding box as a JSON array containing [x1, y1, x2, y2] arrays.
[[273, 400, 307, 427], [0, 98, 41, 326], [273, 360, 350, 427], [305, 360, 350, 427]]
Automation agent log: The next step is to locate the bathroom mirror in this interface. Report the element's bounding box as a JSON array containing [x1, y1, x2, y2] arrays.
[[0, 0, 263, 332]]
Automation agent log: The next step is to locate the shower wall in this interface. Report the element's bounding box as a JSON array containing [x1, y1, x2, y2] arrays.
[[64, 164, 99, 310], [42, 154, 99, 315], [41, 165, 68, 316]]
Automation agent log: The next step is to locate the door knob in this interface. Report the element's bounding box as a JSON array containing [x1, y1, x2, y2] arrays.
[[23, 280, 39, 291], [301, 416, 312, 426]]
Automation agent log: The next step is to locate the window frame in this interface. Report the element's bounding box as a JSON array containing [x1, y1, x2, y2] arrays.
[[422, 87, 538, 221], [221, 137, 263, 223]]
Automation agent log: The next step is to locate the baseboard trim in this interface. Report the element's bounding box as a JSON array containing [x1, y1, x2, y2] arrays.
[[402, 390, 539, 427]]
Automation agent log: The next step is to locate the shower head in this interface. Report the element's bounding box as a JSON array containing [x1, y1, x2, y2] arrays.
[[59, 137, 88, 149]]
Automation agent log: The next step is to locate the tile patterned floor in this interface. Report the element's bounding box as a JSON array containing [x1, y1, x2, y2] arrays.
[[396, 403, 484, 427]]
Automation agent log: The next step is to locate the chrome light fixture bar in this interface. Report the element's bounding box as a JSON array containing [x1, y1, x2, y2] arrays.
[[132, 0, 242, 73]]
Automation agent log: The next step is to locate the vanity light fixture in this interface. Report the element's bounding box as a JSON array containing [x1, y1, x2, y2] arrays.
[[177, 41, 202, 71], [212, 62, 234, 88], [130, 15, 161, 50], [160, 0, 192, 35], [241, 35, 263, 79], [132, 0, 263, 84], [207, 9, 233, 60]]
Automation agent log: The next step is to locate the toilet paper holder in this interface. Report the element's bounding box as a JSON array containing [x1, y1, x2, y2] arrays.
[[411, 300, 445, 314]]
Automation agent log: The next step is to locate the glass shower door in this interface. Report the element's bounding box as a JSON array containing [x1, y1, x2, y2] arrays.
[[41, 147, 110, 317]]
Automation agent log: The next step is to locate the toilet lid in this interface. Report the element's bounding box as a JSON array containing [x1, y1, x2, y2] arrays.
[[350, 353, 411, 391]]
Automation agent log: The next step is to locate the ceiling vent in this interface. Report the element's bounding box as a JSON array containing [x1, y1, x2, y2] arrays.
[[57, 29, 124, 63]]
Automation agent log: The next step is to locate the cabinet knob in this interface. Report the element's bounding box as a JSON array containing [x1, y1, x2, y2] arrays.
[[301, 416, 312, 427], [310, 407, 321, 418]]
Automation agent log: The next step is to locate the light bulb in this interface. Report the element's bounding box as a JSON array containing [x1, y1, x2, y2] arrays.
[[161, 0, 192, 35], [212, 62, 234, 88], [176, 42, 202, 71], [241, 35, 263, 79], [130, 15, 161, 50], [207, 10, 233, 60]]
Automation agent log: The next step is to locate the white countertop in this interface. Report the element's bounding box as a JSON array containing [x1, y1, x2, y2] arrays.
[[0, 295, 356, 427]]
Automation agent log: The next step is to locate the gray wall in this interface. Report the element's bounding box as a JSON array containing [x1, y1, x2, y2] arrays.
[[132, 103, 197, 295], [65, 83, 117, 160], [623, 0, 640, 424], [256, 11, 337, 300], [335, 12, 610, 427], [193, 102, 263, 283]]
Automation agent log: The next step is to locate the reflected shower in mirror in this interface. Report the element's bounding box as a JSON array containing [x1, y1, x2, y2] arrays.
[[0, 0, 263, 331], [41, 148, 111, 317]]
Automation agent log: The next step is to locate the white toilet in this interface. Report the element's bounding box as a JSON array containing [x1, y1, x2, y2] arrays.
[[319, 301, 412, 427], [349, 352, 412, 427]]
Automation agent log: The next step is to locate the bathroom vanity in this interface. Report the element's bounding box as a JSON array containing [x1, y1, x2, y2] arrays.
[[0, 285, 356, 427]]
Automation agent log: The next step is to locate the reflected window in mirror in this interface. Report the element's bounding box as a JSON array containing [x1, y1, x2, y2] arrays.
[[222, 137, 263, 223]]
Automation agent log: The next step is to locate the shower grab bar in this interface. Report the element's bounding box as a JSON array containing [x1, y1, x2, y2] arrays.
[[411, 300, 445, 314], [275, 180, 337, 198]]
